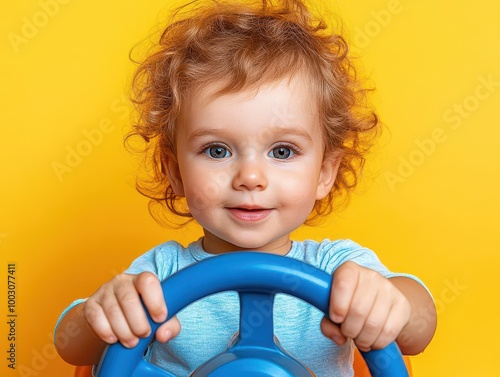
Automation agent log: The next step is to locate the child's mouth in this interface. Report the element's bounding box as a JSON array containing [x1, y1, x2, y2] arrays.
[[226, 207, 273, 222]]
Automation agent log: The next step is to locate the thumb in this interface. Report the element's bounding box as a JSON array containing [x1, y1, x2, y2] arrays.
[[155, 315, 181, 343], [320, 316, 347, 346]]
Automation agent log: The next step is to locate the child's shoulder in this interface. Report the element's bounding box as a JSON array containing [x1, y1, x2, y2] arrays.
[[291, 238, 379, 274], [293, 238, 370, 256], [126, 238, 205, 279]]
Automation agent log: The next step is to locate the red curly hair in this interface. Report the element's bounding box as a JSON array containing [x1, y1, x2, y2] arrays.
[[128, 0, 379, 225]]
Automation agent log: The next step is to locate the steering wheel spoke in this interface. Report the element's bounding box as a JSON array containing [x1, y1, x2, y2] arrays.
[[237, 292, 276, 348]]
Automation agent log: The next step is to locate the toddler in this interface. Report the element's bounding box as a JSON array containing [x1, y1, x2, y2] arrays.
[[55, 0, 436, 375]]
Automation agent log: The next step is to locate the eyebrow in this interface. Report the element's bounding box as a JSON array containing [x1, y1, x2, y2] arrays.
[[267, 126, 313, 142], [186, 127, 232, 142], [186, 126, 314, 143]]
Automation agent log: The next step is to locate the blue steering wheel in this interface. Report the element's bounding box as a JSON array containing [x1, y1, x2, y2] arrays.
[[95, 252, 409, 377]]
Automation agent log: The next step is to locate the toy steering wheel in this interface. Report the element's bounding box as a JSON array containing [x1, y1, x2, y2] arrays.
[[95, 252, 409, 377]]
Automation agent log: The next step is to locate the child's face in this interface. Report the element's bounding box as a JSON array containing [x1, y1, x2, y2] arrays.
[[168, 75, 338, 255]]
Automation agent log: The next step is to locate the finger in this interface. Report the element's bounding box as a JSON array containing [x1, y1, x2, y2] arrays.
[[114, 278, 152, 340], [339, 268, 381, 341], [100, 294, 139, 348], [340, 291, 377, 343], [372, 297, 411, 350], [83, 301, 117, 344], [330, 262, 360, 324], [352, 292, 391, 352], [134, 272, 168, 323], [320, 317, 347, 346], [155, 316, 182, 343]]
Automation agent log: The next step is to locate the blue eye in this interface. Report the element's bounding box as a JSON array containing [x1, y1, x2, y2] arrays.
[[205, 145, 231, 159], [269, 146, 294, 159]]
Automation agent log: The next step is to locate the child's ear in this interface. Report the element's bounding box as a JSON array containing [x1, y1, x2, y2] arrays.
[[316, 152, 341, 200], [164, 155, 185, 196]]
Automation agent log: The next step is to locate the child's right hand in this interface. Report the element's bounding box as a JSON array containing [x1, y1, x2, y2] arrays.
[[83, 272, 181, 348]]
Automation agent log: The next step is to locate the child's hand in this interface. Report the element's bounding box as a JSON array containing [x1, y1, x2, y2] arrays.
[[83, 272, 181, 348], [320, 262, 411, 352]]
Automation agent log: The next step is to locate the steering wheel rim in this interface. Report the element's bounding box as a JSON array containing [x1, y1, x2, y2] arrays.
[[95, 252, 409, 377]]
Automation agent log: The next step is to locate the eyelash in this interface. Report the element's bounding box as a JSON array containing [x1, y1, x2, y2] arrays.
[[270, 143, 302, 158], [198, 142, 231, 158], [285, 142, 302, 153]]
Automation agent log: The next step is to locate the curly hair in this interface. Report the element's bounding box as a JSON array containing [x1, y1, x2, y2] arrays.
[[127, 0, 380, 225]]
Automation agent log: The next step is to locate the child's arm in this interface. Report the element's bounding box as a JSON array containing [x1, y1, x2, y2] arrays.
[[387, 276, 437, 355], [55, 272, 180, 366], [320, 261, 436, 355]]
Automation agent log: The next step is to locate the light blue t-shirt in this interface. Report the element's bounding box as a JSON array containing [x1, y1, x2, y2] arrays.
[[57, 238, 423, 377]]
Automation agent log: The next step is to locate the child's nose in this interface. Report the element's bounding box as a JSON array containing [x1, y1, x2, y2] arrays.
[[232, 157, 268, 191]]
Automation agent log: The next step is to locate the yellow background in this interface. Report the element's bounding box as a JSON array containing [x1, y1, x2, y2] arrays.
[[1, 0, 499, 376]]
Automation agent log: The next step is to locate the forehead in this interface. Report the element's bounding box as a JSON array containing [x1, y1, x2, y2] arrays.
[[179, 74, 319, 130]]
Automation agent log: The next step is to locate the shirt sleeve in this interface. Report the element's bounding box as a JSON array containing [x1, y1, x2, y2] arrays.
[[53, 298, 86, 339], [124, 241, 180, 281], [315, 239, 431, 295]]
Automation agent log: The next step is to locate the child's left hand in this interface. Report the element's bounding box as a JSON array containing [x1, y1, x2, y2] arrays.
[[320, 261, 411, 352]]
